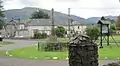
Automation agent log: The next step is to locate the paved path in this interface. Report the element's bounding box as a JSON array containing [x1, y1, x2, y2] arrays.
[[0, 39, 38, 50], [0, 58, 119, 66]]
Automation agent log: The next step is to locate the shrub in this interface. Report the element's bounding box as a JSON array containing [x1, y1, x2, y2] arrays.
[[85, 26, 100, 41], [40, 36, 68, 51], [55, 26, 66, 37], [41, 32, 47, 38], [33, 32, 47, 39], [110, 24, 116, 34], [41, 42, 68, 52]]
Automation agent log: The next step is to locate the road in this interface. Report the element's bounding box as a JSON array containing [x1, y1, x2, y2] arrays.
[[0, 58, 119, 66], [0, 39, 38, 50]]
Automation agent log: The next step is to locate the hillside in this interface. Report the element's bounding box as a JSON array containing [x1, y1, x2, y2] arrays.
[[87, 16, 117, 23], [4, 7, 93, 24], [4, 7, 117, 24]]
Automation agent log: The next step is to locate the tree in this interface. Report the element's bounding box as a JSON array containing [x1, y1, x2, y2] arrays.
[[33, 29, 47, 39], [30, 10, 50, 19], [101, 16, 106, 20], [55, 26, 66, 37], [85, 26, 99, 41], [116, 15, 120, 30], [110, 24, 116, 34], [0, 0, 5, 30]]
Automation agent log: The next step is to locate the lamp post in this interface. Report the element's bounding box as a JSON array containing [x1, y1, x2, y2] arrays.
[[68, 8, 71, 39]]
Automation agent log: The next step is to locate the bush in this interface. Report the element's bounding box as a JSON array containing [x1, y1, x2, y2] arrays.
[[85, 26, 100, 41], [110, 24, 116, 34], [40, 36, 68, 51], [44, 36, 58, 51], [33, 32, 47, 39], [41, 42, 68, 52], [55, 26, 66, 37], [41, 32, 47, 38]]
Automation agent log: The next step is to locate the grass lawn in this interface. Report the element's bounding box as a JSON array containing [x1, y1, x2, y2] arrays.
[[8, 44, 120, 60], [99, 44, 120, 60], [9, 46, 68, 60], [97, 35, 120, 42], [0, 41, 14, 46]]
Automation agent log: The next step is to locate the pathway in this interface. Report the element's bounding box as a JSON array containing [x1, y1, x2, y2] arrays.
[[0, 39, 38, 50], [0, 58, 119, 66]]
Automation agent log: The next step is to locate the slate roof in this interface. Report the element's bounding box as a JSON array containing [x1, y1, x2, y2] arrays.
[[27, 19, 69, 26], [6, 19, 86, 26]]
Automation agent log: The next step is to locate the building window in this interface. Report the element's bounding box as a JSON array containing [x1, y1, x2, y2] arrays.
[[20, 25, 25, 29]]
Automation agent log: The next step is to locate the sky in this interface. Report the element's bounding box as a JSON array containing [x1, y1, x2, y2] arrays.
[[3, 0, 120, 18]]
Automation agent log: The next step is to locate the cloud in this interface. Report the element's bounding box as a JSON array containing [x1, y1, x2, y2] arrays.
[[56, 0, 79, 2], [3, 0, 25, 10], [3, 0, 120, 18], [19, 0, 40, 6]]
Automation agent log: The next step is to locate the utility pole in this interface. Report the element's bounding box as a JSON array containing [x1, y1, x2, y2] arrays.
[[71, 19, 75, 35], [68, 8, 71, 39], [51, 8, 55, 36], [18, 18, 20, 36]]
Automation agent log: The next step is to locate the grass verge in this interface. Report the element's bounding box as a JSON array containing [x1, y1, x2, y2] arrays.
[[7, 44, 120, 60], [9, 46, 68, 60]]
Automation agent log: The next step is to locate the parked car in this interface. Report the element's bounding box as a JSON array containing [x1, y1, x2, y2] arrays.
[[0, 32, 3, 41], [0, 35, 3, 41]]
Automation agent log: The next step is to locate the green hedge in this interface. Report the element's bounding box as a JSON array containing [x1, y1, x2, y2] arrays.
[[33, 32, 47, 39]]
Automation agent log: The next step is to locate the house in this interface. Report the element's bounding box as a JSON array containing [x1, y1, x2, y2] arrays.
[[4, 19, 87, 38]]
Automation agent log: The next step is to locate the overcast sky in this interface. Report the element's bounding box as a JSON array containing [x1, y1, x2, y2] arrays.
[[3, 0, 120, 18]]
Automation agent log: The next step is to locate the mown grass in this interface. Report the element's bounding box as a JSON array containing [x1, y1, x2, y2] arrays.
[[9, 46, 68, 60], [7, 43, 120, 60]]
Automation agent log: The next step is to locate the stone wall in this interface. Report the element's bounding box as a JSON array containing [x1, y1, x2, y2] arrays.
[[69, 35, 98, 66]]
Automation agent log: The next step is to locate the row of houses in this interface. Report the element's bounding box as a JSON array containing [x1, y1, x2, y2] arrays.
[[1, 19, 87, 38]]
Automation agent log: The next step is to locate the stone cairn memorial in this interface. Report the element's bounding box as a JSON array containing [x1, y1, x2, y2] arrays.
[[69, 34, 98, 66]]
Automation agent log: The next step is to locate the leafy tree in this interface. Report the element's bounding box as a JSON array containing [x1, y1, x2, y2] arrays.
[[101, 16, 106, 20], [110, 24, 116, 34], [110, 24, 116, 30], [0, 0, 5, 30], [31, 10, 50, 19], [55, 26, 66, 37], [33, 30, 47, 39], [110, 19, 115, 24], [85, 26, 100, 41], [116, 15, 120, 30]]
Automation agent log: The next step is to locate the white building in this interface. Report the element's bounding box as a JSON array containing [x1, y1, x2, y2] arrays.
[[4, 19, 87, 38]]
